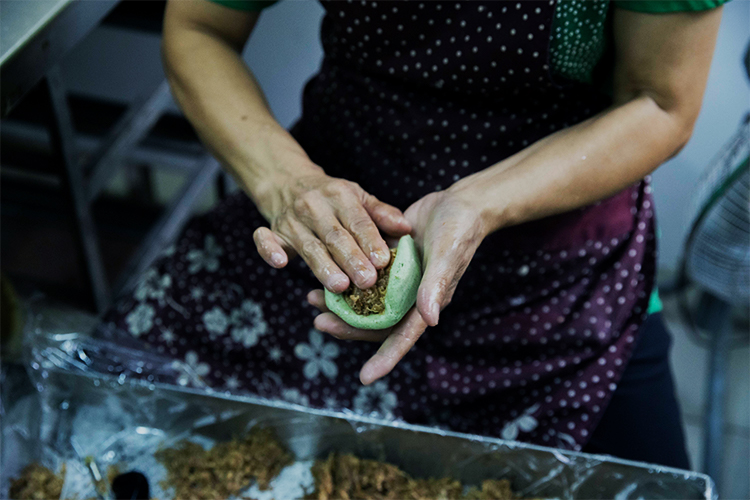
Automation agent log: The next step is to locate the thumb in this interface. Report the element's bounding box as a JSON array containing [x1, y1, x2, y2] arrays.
[[363, 193, 412, 236], [416, 251, 456, 327]]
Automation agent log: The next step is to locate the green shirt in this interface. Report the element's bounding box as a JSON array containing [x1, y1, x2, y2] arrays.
[[550, 0, 728, 84]]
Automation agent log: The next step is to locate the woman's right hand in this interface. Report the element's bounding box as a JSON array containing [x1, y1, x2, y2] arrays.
[[163, 0, 410, 294], [252, 170, 412, 293]]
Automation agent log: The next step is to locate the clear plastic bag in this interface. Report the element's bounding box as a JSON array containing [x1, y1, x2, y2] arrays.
[[1, 301, 716, 499]]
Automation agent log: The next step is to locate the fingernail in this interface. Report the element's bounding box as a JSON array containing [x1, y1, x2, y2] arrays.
[[271, 253, 284, 266], [371, 250, 390, 267], [430, 302, 440, 324], [360, 365, 376, 385], [330, 275, 348, 290], [357, 268, 374, 285]]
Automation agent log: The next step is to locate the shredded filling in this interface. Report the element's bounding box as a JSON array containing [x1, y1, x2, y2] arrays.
[[155, 427, 291, 498], [11, 431, 522, 500], [307, 453, 519, 500], [9, 464, 66, 500], [344, 248, 398, 316]]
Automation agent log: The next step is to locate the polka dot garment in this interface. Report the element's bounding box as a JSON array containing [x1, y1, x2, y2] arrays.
[[101, 1, 657, 451], [550, 0, 611, 84]]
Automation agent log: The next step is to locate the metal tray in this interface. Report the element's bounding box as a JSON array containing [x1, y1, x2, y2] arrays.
[[0, 305, 716, 499]]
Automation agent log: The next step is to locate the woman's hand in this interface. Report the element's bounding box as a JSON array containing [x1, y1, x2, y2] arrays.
[[405, 190, 488, 327], [253, 171, 412, 293], [164, 1, 411, 293], [308, 188, 488, 384]]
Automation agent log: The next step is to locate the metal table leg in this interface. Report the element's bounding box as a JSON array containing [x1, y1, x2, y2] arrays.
[[43, 66, 110, 312]]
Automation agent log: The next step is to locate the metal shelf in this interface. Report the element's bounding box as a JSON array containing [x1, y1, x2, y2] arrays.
[[1, 1, 221, 312]]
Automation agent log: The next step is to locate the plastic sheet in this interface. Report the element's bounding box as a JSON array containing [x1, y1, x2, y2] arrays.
[[1, 303, 716, 499]]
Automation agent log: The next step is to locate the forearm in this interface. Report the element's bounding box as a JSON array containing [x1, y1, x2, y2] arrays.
[[162, 19, 321, 219], [451, 95, 693, 234], [451, 6, 721, 236]]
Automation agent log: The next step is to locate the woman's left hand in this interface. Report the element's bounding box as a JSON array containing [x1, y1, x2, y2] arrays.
[[307, 187, 488, 384]]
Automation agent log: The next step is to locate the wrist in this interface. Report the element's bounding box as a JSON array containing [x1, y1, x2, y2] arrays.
[[245, 161, 325, 222], [233, 125, 324, 220], [448, 173, 513, 236]]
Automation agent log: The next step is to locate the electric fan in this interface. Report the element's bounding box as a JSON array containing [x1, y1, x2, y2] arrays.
[[670, 43, 750, 493]]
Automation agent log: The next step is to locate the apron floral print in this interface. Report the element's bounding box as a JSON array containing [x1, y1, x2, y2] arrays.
[[101, 1, 657, 452]]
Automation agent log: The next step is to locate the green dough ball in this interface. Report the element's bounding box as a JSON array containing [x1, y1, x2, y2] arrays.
[[325, 235, 422, 330]]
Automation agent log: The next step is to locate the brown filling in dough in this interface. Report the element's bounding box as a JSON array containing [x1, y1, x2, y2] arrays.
[[344, 248, 397, 316]]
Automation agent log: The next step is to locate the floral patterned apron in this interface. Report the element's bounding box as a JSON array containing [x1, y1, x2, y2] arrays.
[[103, 0, 656, 451]]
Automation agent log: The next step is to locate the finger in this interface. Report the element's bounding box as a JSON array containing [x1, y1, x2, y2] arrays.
[[336, 200, 392, 270], [297, 199, 378, 289], [359, 308, 427, 385], [383, 235, 401, 248], [306, 289, 330, 312], [416, 228, 472, 327], [288, 220, 350, 293], [313, 313, 391, 342], [253, 227, 290, 268], [362, 192, 412, 237], [318, 220, 379, 289], [416, 256, 455, 327]]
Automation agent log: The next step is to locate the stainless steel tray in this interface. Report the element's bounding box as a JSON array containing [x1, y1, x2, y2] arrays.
[[0, 305, 716, 499]]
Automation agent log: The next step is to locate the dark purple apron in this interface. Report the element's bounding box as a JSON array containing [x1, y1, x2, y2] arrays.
[[103, 1, 656, 451]]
